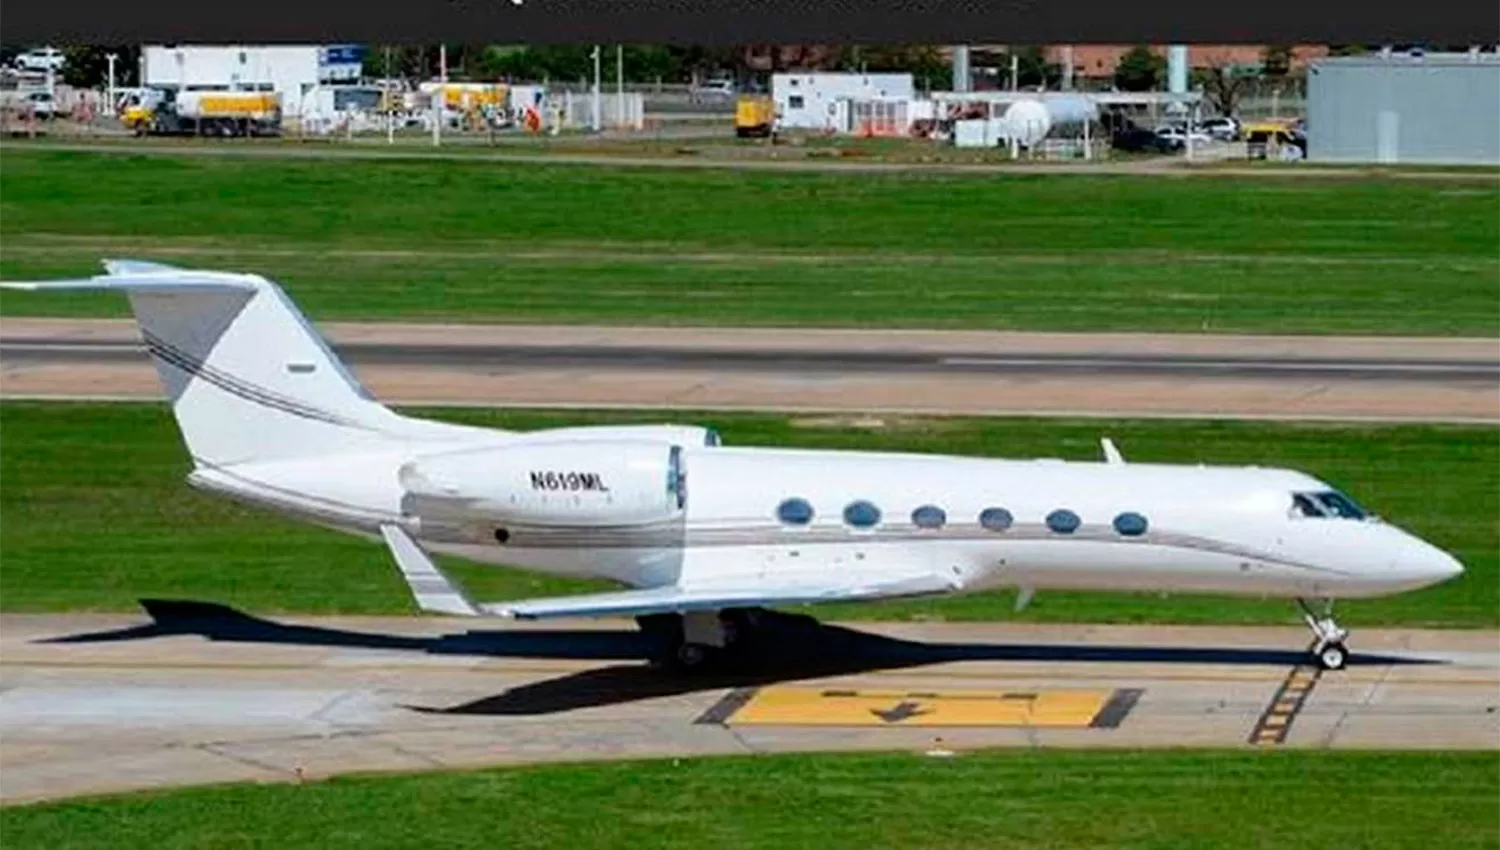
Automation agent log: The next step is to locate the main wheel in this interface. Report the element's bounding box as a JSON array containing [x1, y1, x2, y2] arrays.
[[671, 642, 718, 672], [1317, 642, 1348, 671]]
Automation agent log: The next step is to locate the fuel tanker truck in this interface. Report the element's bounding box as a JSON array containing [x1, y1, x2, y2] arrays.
[[121, 88, 283, 137]]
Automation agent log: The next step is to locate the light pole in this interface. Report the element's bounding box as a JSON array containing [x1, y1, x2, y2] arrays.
[[385, 46, 394, 145], [591, 46, 601, 132], [105, 53, 118, 116], [615, 45, 623, 129], [433, 43, 446, 147]]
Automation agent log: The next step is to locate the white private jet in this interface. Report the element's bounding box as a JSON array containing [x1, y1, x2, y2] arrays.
[[2, 261, 1465, 671]]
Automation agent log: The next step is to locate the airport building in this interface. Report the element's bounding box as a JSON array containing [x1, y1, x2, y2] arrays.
[[139, 45, 365, 117], [1306, 51, 1500, 165], [771, 72, 914, 131]]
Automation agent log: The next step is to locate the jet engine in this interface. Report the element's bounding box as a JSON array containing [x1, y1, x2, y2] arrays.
[[399, 439, 688, 533]]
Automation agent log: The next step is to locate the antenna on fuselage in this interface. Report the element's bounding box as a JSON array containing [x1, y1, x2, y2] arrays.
[[1100, 437, 1126, 466]]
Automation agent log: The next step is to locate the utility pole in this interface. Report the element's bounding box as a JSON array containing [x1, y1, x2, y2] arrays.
[[1009, 51, 1019, 91], [385, 46, 394, 145], [432, 43, 446, 147], [591, 46, 602, 132], [105, 53, 118, 116], [616, 45, 624, 128]]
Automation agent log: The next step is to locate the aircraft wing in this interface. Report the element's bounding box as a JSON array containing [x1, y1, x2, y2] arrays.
[[379, 524, 957, 620]]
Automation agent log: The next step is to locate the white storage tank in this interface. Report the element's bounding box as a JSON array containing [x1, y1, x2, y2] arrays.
[[1042, 94, 1099, 130], [1002, 99, 1051, 146]]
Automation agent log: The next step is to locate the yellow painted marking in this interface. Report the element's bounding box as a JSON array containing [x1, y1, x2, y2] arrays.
[[726, 686, 1115, 727]]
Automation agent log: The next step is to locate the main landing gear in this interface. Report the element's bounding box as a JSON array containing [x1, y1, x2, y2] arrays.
[[1298, 598, 1350, 671], [636, 608, 763, 672]]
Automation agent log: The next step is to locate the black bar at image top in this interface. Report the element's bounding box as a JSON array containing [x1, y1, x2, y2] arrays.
[[1, 0, 1498, 47]]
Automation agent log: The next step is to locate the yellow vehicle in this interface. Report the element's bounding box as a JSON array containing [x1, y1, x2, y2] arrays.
[[734, 94, 775, 138], [1243, 120, 1307, 161]]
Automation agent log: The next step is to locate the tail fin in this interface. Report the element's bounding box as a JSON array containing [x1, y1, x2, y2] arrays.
[[3, 260, 417, 467]]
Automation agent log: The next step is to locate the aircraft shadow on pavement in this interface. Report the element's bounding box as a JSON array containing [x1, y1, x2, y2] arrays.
[[40, 598, 1433, 717]]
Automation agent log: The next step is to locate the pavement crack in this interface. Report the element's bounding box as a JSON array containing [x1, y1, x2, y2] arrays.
[[195, 742, 300, 780], [1321, 662, 1396, 748]]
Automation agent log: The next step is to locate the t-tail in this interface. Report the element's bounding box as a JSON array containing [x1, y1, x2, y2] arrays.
[[1, 260, 491, 468]]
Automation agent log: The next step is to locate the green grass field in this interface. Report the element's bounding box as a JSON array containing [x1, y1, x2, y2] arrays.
[[2, 749, 1495, 850], [2, 402, 1494, 627], [2, 147, 1496, 335]]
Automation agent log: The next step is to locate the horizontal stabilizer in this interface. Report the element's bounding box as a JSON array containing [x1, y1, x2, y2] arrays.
[[484, 572, 957, 620], [380, 524, 480, 617], [103, 258, 185, 276], [0, 271, 256, 294]]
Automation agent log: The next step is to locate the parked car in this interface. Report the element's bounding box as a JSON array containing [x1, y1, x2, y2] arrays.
[[1112, 126, 1178, 153], [1199, 116, 1241, 141], [12, 47, 65, 74], [23, 91, 56, 118], [1155, 125, 1213, 146], [1243, 121, 1308, 160], [690, 78, 736, 102]]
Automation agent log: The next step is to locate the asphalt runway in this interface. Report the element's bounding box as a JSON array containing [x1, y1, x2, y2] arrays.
[[3, 320, 1497, 422], [2, 605, 1496, 803]]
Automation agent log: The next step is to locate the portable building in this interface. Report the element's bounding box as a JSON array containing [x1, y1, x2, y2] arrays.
[[771, 72, 914, 131]]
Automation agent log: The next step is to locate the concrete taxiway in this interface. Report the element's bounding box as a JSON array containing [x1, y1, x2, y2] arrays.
[[2, 607, 1496, 803], [3, 319, 1497, 422]]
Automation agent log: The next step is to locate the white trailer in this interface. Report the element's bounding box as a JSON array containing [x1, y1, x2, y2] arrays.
[[771, 72, 914, 132]]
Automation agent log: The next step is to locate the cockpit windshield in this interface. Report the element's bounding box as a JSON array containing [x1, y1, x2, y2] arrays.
[[1290, 490, 1369, 520]]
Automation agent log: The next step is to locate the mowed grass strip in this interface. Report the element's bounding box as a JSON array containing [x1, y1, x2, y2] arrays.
[[1, 750, 1495, 850], [3, 239, 1494, 334], [2, 402, 1494, 627], [1, 148, 1496, 335]]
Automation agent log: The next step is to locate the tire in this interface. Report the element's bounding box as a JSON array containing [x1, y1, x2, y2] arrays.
[[673, 642, 716, 671], [1318, 642, 1348, 671]]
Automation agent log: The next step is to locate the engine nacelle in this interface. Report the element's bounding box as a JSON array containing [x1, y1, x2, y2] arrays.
[[400, 439, 686, 529]]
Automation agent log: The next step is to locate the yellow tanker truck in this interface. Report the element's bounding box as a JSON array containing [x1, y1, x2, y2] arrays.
[[122, 88, 283, 137]]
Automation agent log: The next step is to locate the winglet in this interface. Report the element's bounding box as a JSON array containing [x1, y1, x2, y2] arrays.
[[379, 524, 481, 617], [1101, 437, 1125, 466]]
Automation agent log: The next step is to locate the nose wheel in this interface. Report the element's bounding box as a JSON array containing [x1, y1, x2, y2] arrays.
[[1298, 598, 1349, 671]]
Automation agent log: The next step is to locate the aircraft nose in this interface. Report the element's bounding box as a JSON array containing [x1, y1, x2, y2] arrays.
[[1392, 535, 1464, 585]]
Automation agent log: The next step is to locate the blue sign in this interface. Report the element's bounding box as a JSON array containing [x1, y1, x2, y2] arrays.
[[320, 45, 365, 66]]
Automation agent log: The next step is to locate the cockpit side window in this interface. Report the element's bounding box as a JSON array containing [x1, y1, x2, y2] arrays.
[[1290, 490, 1367, 520], [1313, 490, 1367, 520], [1291, 493, 1328, 518]]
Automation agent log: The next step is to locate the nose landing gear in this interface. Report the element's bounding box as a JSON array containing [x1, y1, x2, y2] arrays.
[[1298, 598, 1349, 671]]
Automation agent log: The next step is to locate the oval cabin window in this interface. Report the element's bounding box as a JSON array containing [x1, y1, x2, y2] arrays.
[[979, 507, 1014, 531], [1046, 509, 1081, 534], [776, 498, 815, 526], [911, 505, 947, 529], [843, 500, 882, 529], [1113, 511, 1149, 536]]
